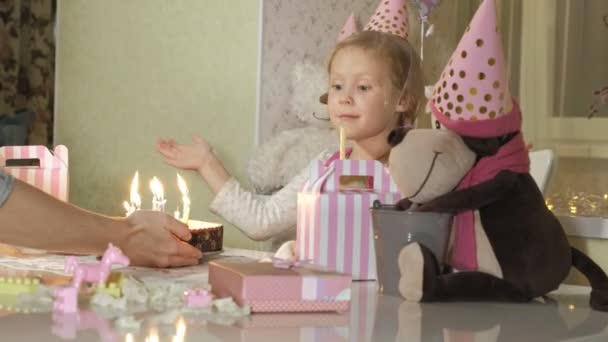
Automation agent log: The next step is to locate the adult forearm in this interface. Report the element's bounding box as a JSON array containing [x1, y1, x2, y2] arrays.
[[0, 180, 128, 254]]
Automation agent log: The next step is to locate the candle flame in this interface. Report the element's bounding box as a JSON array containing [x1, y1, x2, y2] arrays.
[[130, 171, 141, 209], [123, 201, 131, 213], [177, 174, 189, 198], [177, 174, 191, 223], [124, 171, 141, 216], [150, 177, 164, 199]]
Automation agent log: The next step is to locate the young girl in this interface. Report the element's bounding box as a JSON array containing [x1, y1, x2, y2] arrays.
[[156, 30, 424, 251]]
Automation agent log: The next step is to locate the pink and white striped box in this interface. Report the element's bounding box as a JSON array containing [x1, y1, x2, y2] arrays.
[[0, 145, 69, 201], [296, 159, 401, 280], [209, 257, 352, 313]]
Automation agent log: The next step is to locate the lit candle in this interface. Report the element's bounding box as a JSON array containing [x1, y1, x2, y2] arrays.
[[124, 171, 141, 216], [149, 177, 166, 212], [177, 173, 191, 223], [339, 127, 346, 160]]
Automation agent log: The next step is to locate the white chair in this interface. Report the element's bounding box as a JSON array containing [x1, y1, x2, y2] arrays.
[[529, 149, 555, 194]]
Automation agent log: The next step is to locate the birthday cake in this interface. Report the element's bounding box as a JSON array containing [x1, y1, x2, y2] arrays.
[[187, 220, 224, 253]]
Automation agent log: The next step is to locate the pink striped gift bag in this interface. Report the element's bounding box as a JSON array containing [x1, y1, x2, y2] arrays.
[[0, 145, 69, 201], [296, 159, 401, 280]]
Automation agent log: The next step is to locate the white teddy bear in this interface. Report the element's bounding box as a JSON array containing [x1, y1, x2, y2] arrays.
[[247, 59, 339, 194]]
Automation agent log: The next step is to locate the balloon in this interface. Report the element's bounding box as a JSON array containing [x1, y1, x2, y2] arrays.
[[411, 0, 441, 61], [412, 0, 441, 21]]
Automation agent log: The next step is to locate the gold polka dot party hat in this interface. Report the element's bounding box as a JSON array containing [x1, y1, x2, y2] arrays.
[[431, 0, 521, 138], [364, 0, 409, 39]]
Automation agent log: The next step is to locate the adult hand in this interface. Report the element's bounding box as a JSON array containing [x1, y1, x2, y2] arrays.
[[118, 210, 202, 267]]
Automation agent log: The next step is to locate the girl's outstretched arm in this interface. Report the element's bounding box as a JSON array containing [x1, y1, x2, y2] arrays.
[[156, 135, 230, 193]]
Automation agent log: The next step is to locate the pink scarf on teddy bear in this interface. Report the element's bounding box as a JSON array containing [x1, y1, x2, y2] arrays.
[[450, 132, 530, 271]]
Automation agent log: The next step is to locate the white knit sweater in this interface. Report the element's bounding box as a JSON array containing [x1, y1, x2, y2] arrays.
[[209, 151, 333, 249]]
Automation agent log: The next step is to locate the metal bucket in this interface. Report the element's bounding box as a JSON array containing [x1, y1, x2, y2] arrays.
[[371, 201, 452, 297]]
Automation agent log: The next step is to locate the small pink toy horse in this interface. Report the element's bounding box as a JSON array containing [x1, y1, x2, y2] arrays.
[[64, 243, 130, 290], [54, 244, 130, 313]]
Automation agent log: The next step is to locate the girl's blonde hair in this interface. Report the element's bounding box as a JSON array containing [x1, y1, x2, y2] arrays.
[[325, 30, 424, 126]]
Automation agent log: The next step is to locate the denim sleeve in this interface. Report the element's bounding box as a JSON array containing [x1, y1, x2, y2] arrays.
[[0, 169, 15, 207]]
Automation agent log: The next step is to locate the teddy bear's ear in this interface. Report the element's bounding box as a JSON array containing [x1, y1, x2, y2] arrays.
[[319, 93, 328, 105]]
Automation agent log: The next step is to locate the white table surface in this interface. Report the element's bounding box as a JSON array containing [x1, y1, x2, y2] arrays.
[[0, 248, 607, 342]]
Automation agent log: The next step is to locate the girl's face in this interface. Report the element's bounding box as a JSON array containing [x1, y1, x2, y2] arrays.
[[328, 46, 404, 141]]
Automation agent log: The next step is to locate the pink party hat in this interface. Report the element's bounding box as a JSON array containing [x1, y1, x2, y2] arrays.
[[337, 13, 360, 42], [430, 0, 520, 138], [364, 0, 409, 39]]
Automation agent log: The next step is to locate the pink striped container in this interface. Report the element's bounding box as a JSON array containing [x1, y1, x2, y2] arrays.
[[0, 145, 69, 201], [209, 258, 352, 313], [296, 159, 401, 280]]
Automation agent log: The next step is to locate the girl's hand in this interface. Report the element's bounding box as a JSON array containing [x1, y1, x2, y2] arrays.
[[156, 135, 212, 171]]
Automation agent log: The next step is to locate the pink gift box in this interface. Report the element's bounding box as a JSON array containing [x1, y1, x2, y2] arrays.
[[208, 257, 352, 313], [232, 283, 377, 342], [0, 145, 69, 201], [297, 159, 401, 280]]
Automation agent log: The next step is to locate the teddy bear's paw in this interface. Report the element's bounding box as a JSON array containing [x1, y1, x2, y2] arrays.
[[274, 240, 297, 262], [398, 243, 424, 302]]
